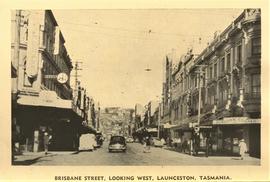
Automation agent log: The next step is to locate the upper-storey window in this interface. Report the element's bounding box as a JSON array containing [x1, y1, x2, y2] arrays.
[[209, 66, 213, 80], [237, 44, 242, 64], [220, 57, 225, 75], [251, 74, 260, 98], [226, 51, 231, 72], [252, 37, 261, 55], [214, 63, 217, 78]]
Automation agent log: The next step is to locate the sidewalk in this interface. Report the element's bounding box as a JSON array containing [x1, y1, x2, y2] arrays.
[[162, 146, 260, 162], [13, 151, 75, 165]]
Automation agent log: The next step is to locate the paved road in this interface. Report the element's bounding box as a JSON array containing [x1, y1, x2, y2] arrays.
[[15, 142, 260, 166]]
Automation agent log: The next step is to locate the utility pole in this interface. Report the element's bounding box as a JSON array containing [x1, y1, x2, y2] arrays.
[[157, 103, 161, 139], [96, 102, 100, 131], [73, 61, 83, 92], [14, 10, 21, 91], [195, 65, 207, 127]]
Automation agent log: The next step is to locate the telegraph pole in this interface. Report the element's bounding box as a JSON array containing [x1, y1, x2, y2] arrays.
[[73, 61, 83, 92], [195, 65, 207, 127], [96, 102, 100, 131], [157, 103, 161, 139]]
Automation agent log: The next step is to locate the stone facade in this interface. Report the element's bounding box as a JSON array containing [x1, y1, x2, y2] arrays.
[[11, 10, 85, 153], [165, 9, 261, 157]]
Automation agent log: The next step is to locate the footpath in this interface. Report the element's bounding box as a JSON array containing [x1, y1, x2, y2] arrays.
[[162, 145, 260, 163], [13, 151, 75, 165]]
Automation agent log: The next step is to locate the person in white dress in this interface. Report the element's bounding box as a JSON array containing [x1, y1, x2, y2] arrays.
[[239, 139, 247, 160]]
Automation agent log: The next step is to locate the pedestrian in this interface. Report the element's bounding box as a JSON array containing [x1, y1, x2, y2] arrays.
[[176, 137, 182, 152], [239, 139, 247, 160], [205, 137, 209, 157], [43, 132, 50, 155], [142, 137, 147, 153], [161, 138, 165, 146], [143, 136, 151, 153]]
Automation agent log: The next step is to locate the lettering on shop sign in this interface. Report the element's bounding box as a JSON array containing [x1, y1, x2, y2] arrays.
[[213, 117, 260, 125]]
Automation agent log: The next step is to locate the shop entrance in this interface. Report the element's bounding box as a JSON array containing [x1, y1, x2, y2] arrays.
[[249, 124, 260, 158]]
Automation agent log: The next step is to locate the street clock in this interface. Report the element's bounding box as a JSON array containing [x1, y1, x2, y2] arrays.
[[57, 72, 68, 84], [44, 72, 69, 84]]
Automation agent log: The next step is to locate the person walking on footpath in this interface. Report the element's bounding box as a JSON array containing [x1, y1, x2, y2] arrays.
[[44, 132, 50, 155], [239, 139, 247, 160]]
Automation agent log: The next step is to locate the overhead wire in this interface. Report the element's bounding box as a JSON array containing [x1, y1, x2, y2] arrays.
[[57, 20, 213, 39]]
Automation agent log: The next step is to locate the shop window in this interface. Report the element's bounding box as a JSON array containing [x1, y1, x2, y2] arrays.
[[251, 74, 260, 98], [252, 38, 261, 55]]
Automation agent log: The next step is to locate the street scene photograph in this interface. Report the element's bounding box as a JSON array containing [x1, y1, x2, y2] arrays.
[[11, 9, 261, 166]]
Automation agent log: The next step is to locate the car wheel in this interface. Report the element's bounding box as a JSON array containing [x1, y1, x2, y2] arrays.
[[123, 149, 126, 153], [108, 149, 112, 153]]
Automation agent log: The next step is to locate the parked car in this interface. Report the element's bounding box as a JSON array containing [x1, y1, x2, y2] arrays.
[[153, 138, 165, 147], [79, 134, 95, 151], [126, 137, 134, 143], [108, 135, 127, 152]]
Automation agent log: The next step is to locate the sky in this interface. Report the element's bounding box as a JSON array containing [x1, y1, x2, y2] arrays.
[[53, 9, 243, 108]]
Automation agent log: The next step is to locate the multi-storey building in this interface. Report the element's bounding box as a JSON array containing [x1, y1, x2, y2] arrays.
[[159, 56, 173, 139], [11, 10, 86, 153], [167, 9, 261, 158]]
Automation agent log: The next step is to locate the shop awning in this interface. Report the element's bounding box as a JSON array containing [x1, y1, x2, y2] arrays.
[[146, 128, 158, 132], [17, 94, 72, 109], [213, 117, 261, 125], [170, 123, 191, 130], [163, 123, 177, 129], [17, 91, 84, 120]]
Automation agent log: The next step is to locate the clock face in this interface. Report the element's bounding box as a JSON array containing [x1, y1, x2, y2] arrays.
[[57, 73, 68, 84]]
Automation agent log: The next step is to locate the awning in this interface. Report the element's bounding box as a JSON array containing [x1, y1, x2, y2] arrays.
[[17, 93, 72, 109], [213, 117, 261, 125], [80, 125, 97, 134], [170, 123, 191, 130], [163, 123, 177, 129], [136, 127, 144, 132], [17, 91, 84, 120], [146, 128, 158, 132]]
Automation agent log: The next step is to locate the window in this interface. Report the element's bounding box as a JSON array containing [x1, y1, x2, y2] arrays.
[[220, 58, 225, 74], [214, 64, 217, 78], [251, 74, 260, 97], [219, 88, 228, 107], [207, 87, 215, 106], [226, 52, 231, 72], [209, 66, 213, 79], [252, 38, 261, 55], [237, 44, 242, 63]]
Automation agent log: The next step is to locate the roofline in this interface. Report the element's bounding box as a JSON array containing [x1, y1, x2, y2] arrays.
[[193, 9, 246, 64], [45, 10, 58, 26]]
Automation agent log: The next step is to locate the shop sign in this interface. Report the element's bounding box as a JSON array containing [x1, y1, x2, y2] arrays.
[[39, 91, 58, 103], [213, 117, 260, 125], [189, 122, 198, 128], [199, 126, 212, 129]]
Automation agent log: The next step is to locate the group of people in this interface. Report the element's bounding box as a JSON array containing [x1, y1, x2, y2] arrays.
[[159, 136, 248, 160]]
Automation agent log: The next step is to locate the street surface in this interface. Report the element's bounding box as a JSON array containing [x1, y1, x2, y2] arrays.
[[14, 142, 260, 166]]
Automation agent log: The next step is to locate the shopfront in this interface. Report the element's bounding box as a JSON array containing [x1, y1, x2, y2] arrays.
[[212, 117, 260, 157], [16, 93, 84, 152]]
